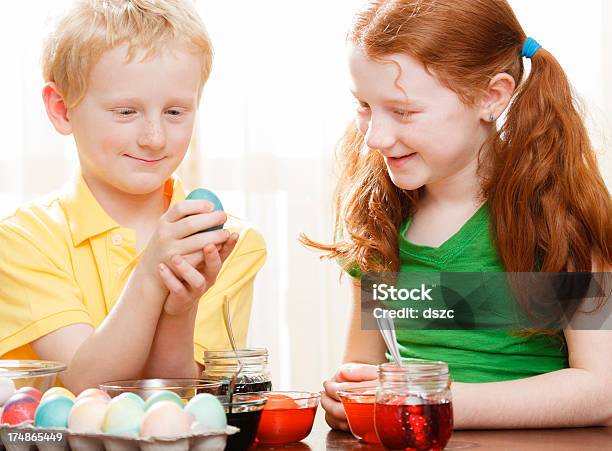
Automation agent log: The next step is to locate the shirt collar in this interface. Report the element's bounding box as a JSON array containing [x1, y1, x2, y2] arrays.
[[60, 171, 185, 247]]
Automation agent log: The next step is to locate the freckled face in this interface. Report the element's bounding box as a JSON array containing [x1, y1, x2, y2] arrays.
[[348, 44, 487, 190], [69, 42, 202, 195]]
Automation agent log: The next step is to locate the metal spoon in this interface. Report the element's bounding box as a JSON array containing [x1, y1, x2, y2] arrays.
[[376, 315, 403, 365], [223, 295, 243, 411]]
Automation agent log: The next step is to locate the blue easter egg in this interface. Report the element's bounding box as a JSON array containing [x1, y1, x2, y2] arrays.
[[185, 393, 227, 429], [34, 395, 74, 428], [186, 188, 224, 232], [115, 392, 145, 407]]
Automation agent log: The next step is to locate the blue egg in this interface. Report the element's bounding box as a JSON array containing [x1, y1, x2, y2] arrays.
[[34, 395, 74, 428], [186, 188, 225, 232], [185, 393, 227, 430], [115, 392, 145, 407]]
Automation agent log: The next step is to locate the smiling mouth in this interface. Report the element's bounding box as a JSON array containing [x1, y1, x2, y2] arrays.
[[387, 152, 417, 162], [124, 155, 165, 164]]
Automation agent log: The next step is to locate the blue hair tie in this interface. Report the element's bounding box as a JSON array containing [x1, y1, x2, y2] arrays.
[[521, 37, 542, 58]]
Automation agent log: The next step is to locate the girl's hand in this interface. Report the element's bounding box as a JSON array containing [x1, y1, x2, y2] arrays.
[[158, 244, 223, 316], [321, 363, 379, 431]]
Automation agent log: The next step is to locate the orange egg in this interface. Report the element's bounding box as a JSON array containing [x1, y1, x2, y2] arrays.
[[263, 394, 298, 410]]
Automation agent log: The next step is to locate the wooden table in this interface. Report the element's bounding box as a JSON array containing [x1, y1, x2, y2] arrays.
[[256, 411, 612, 450]]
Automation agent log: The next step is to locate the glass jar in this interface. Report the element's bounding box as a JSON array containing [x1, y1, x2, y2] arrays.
[[374, 359, 453, 451], [202, 348, 272, 395]]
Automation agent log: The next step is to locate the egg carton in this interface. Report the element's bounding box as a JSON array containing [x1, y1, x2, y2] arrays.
[[0, 423, 238, 451]]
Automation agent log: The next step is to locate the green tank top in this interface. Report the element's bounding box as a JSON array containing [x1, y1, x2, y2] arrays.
[[395, 203, 568, 382]]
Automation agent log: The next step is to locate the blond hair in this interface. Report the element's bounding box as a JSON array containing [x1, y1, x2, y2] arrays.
[[42, 0, 213, 108]]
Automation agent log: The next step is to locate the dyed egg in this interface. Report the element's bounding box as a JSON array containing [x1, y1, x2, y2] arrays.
[[102, 393, 144, 436], [76, 388, 111, 402], [34, 395, 74, 428], [140, 401, 192, 438], [264, 394, 298, 410], [0, 377, 16, 406], [1, 393, 38, 425], [186, 188, 224, 231], [185, 393, 226, 429], [41, 387, 76, 402], [16, 387, 42, 402], [0, 377, 15, 406], [144, 391, 184, 411], [116, 392, 145, 407], [68, 397, 108, 433]]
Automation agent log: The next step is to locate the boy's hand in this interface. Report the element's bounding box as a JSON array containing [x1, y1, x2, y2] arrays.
[[158, 231, 238, 316], [182, 231, 239, 269], [159, 245, 219, 315], [321, 363, 379, 431], [138, 200, 229, 284]]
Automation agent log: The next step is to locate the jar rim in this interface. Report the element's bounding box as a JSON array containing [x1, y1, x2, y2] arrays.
[[379, 358, 448, 377], [204, 348, 268, 359]]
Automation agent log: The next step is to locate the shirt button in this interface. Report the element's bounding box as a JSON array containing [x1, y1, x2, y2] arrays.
[[111, 234, 123, 245]]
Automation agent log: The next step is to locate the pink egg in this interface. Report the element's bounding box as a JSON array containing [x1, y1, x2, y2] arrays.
[[140, 401, 192, 439], [16, 387, 42, 402], [76, 388, 111, 402], [69, 397, 108, 433], [1, 393, 38, 425]]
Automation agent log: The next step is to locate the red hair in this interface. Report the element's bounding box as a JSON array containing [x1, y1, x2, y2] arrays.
[[301, 0, 612, 280]]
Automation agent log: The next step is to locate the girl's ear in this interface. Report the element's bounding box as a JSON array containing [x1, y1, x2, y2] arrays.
[[42, 82, 72, 135], [479, 73, 516, 122]]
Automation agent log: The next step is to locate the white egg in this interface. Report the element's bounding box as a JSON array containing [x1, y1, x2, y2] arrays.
[[0, 378, 16, 406], [68, 397, 108, 433], [140, 401, 192, 438]]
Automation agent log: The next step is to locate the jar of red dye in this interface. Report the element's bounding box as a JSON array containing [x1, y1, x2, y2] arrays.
[[374, 359, 453, 451]]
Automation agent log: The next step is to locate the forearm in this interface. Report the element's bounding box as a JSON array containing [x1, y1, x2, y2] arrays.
[[453, 368, 612, 429], [63, 267, 167, 391], [343, 282, 388, 364], [142, 303, 200, 379]]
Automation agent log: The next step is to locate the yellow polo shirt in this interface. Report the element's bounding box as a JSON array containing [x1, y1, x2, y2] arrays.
[[0, 173, 266, 364]]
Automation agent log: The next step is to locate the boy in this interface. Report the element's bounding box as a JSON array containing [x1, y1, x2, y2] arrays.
[[0, 0, 266, 393]]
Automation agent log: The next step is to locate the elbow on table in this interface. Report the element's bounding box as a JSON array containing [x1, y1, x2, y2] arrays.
[[594, 383, 612, 427]]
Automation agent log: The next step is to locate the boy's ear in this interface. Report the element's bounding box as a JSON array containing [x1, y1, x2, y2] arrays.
[[42, 82, 72, 135], [479, 73, 516, 122]]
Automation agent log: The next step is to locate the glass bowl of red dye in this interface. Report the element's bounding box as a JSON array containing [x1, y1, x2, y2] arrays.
[[222, 393, 268, 450], [255, 391, 320, 446], [337, 386, 380, 444]]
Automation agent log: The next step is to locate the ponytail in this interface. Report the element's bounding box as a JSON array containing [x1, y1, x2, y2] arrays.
[[303, 0, 612, 281], [484, 48, 612, 272]]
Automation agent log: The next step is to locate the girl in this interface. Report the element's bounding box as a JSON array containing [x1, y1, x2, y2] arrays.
[[304, 0, 612, 429]]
